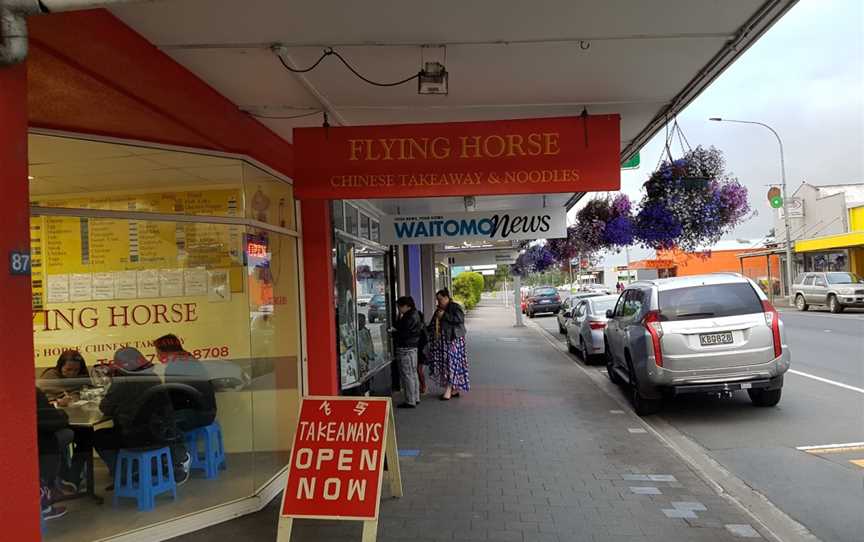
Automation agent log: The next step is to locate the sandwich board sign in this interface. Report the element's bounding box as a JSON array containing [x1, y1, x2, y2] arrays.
[[277, 396, 402, 542]]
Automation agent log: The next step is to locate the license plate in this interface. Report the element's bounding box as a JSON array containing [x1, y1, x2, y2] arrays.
[[699, 331, 733, 346], [541, 299, 551, 303]]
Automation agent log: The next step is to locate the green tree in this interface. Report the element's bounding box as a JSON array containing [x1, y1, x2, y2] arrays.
[[452, 271, 484, 310]]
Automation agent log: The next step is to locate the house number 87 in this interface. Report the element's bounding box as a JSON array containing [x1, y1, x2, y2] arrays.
[[9, 252, 31, 275]]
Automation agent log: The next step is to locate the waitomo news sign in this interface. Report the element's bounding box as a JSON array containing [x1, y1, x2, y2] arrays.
[[379, 207, 567, 245]]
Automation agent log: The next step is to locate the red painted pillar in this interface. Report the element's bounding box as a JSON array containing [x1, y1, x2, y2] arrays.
[[300, 199, 339, 395], [0, 63, 41, 540]]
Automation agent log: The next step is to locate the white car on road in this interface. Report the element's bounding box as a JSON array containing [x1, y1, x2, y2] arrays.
[[564, 295, 619, 362]]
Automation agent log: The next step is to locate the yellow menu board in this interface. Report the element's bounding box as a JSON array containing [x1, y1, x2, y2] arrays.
[[32, 188, 253, 366], [31, 189, 244, 310]]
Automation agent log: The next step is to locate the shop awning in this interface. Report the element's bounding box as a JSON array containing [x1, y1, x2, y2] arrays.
[[795, 232, 864, 252], [102, 0, 798, 211]]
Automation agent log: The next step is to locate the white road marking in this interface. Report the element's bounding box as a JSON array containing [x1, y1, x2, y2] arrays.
[[796, 441, 864, 453], [778, 309, 864, 321], [823, 329, 832, 333], [788, 369, 864, 395]]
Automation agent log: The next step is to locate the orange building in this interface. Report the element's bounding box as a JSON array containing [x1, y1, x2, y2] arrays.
[[630, 240, 782, 295]]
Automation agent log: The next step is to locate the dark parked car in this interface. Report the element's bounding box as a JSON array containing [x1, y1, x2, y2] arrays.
[[367, 293, 386, 323], [525, 286, 562, 318]]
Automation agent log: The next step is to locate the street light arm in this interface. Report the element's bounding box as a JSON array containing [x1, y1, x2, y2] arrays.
[[710, 118, 784, 156], [709, 116, 794, 302]]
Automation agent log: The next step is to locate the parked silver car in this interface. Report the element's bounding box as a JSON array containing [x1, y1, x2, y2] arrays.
[[792, 271, 864, 313], [556, 292, 603, 333], [564, 294, 619, 362], [604, 274, 790, 415]]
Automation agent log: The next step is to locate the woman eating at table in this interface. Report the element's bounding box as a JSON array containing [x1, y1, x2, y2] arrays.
[[40, 350, 91, 405]]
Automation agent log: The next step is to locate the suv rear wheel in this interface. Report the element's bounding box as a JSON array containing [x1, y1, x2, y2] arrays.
[[795, 294, 808, 311], [566, 333, 578, 354], [748, 387, 782, 407], [828, 295, 844, 313], [627, 356, 661, 416], [606, 344, 625, 385]]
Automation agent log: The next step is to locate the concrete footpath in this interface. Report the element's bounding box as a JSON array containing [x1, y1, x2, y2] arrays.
[[173, 301, 771, 542]]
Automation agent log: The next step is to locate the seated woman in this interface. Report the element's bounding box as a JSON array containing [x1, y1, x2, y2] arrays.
[[36, 388, 73, 519], [40, 350, 91, 405]]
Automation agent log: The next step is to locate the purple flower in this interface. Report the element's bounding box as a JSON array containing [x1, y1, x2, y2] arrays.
[[635, 203, 682, 249], [604, 216, 634, 247], [611, 194, 631, 217]]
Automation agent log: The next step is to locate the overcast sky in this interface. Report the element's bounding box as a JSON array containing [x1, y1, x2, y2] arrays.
[[592, 0, 863, 267]]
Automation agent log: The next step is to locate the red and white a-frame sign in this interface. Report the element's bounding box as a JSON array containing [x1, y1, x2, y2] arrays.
[[277, 396, 402, 542]]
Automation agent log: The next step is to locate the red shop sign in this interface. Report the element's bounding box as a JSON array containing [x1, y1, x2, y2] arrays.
[[279, 396, 401, 533], [292, 115, 620, 199]]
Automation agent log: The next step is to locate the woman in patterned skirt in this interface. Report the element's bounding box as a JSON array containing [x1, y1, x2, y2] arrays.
[[427, 288, 469, 400]]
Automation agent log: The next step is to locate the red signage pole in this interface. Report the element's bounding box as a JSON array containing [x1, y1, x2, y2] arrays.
[[0, 62, 41, 542], [278, 397, 402, 542]]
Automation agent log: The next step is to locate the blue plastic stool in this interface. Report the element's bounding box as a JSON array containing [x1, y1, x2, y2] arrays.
[[184, 421, 226, 479], [113, 447, 177, 511]]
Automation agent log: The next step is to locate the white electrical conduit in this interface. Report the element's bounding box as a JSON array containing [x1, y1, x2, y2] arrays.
[[0, 0, 157, 66]]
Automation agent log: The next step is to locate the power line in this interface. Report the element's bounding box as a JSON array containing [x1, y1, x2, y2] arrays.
[[274, 47, 420, 87]]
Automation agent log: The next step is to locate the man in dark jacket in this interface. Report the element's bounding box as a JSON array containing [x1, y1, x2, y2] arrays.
[[392, 296, 423, 408], [155, 334, 218, 432], [95, 347, 189, 486]]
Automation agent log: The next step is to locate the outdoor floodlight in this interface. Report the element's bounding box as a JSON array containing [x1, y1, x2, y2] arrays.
[[418, 62, 448, 95]]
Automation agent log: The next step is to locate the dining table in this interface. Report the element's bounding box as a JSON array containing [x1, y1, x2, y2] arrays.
[[57, 398, 111, 504]]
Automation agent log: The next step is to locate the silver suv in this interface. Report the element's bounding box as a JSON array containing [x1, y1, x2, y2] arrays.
[[792, 271, 864, 313], [604, 274, 790, 415]]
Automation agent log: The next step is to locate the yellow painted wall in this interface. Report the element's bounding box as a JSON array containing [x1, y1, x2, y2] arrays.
[[850, 206, 864, 232]]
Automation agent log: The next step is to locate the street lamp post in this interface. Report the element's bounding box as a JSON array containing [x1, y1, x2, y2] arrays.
[[709, 117, 795, 303]]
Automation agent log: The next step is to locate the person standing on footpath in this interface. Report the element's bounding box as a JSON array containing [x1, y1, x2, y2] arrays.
[[428, 288, 470, 400], [392, 296, 423, 408]]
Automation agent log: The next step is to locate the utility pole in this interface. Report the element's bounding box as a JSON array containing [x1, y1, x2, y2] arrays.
[[710, 118, 795, 302], [624, 245, 631, 284]]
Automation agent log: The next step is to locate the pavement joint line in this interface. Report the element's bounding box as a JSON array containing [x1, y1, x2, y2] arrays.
[[525, 316, 822, 542], [726, 523, 764, 539], [662, 508, 699, 519], [630, 486, 662, 495], [795, 441, 864, 453], [788, 369, 864, 395], [672, 501, 707, 511]]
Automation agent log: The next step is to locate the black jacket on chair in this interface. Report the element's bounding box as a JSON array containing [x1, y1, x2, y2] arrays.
[[100, 369, 181, 445]]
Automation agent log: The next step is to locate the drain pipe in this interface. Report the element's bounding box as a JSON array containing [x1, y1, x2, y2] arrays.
[[1, 0, 155, 66]]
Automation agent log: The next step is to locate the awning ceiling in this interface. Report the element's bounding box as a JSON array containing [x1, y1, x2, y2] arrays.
[[106, 0, 797, 212]]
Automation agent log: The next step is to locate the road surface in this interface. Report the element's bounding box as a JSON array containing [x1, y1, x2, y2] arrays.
[[532, 305, 864, 542]]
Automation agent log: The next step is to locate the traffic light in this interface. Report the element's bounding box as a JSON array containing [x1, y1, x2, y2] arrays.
[[767, 186, 783, 209]]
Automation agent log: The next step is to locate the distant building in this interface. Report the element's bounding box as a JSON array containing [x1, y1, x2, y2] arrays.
[[624, 239, 782, 298], [775, 182, 864, 278]]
